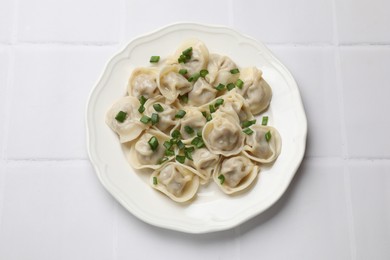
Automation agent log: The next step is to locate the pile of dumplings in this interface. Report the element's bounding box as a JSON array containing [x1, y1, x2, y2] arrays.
[[106, 39, 282, 203]]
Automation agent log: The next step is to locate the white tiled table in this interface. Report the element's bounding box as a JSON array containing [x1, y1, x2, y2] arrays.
[[0, 0, 389, 259]]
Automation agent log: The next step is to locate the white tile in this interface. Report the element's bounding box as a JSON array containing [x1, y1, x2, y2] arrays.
[[239, 159, 351, 260], [18, 0, 121, 43], [6, 46, 117, 159], [124, 0, 230, 41], [0, 48, 10, 159], [269, 46, 343, 157], [0, 0, 15, 42], [115, 204, 238, 260], [232, 0, 333, 43], [339, 47, 390, 158], [347, 161, 390, 260], [0, 161, 116, 260], [335, 0, 390, 43]]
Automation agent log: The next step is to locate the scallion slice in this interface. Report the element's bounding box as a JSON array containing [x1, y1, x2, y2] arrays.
[[138, 105, 145, 114], [227, 83, 235, 91], [163, 140, 172, 150], [265, 131, 272, 142], [214, 98, 224, 107], [188, 72, 200, 82], [115, 111, 127, 123], [206, 114, 212, 122], [179, 69, 188, 75], [262, 116, 269, 126], [182, 47, 192, 56], [209, 104, 216, 113], [177, 140, 185, 150], [153, 103, 164, 112], [176, 155, 186, 164], [243, 128, 254, 135], [178, 94, 188, 104], [242, 119, 256, 128], [230, 68, 240, 74], [164, 149, 175, 156], [218, 174, 225, 185], [153, 176, 158, 185], [215, 83, 225, 91], [150, 56, 160, 63], [175, 110, 186, 118], [191, 136, 205, 148], [151, 113, 159, 125], [140, 115, 151, 124], [184, 147, 194, 160], [171, 129, 181, 139], [184, 125, 194, 135], [200, 69, 209, 78], [148, 136, 159, 151], [236, 79, 244, 89], [139, 95, 147, 105]]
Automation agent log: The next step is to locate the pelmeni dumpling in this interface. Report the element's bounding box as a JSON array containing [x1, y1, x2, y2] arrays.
[[243, 125, 282, 163], [144, 96, 178, 134], [202, 112, 244, 157], [188, 78, 217, 106], [218, 90, 253, 123], [236, 67, 272, 115], [173, 39, 209, 76], [185, 148, 220, 184], [106, 96, 147, 143], [206, 54, 239, 86], [129, 129, 172, 170], [179, 107, 206, 140], [214, 155, 259, 194], [158, 65, 192, 104], [128, 67, 160, 99], [151, 162, 200, 202]]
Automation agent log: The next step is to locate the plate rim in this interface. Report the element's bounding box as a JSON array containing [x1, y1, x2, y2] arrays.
[[86, 22, 308, 233]]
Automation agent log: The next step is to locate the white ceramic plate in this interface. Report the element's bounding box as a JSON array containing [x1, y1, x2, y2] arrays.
[[86, 23, 307, 233]]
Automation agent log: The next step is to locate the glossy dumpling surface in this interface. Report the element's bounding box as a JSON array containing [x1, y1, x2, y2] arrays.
[[128, 67, 160, 99]]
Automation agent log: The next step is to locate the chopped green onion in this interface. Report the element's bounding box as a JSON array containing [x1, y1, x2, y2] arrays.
[[177, 140, 185, 150], [265, 131, 272, 142], [218, 174, 225, 185], [153, 176, 158, 185], [227, 83, 235, 91], [209, 104, 216, 113], [164, 149, 175, 156], [150, 56, 160, 63], [139, 95, 147, 105], [242, 119, 256, 128], [214, 98, 224, 107], [215, 83, 225, 91], [230, 68, 240, 74], [176, 155, 186, 164], [138, 105, 145, 113], [175, 110, 186, 118], [201, 111, 207, 118], [140, 115, 151, 124], [171, 129, 181, 139], [262, 116, 269, 126], [178, 94, 188, 104], [178, 54, 187, 63], [200, 69, 209, 78], [182, 47, 192, 56], [151, 113, 159, 125], [115, 111, 127, 123], [148, 136, 159, 151], [197, 131, 202, 137], [188, 72, 200, 82], [153, 103, 164, 112], [191, 136, 205, 148], [163, 141, 172, 150], [243, 128, 254, 135], [184, 147, 194, 161], [179, 69, 188, 75], [236, 79, 244, 89], [158, 157, 169, 165], [184, 125, 194, 135], [206, 114, 212, 122], [170, 138, 178, 144]]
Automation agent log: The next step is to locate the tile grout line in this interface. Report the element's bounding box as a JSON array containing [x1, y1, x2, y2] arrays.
[[330, 1, 357, 259]]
